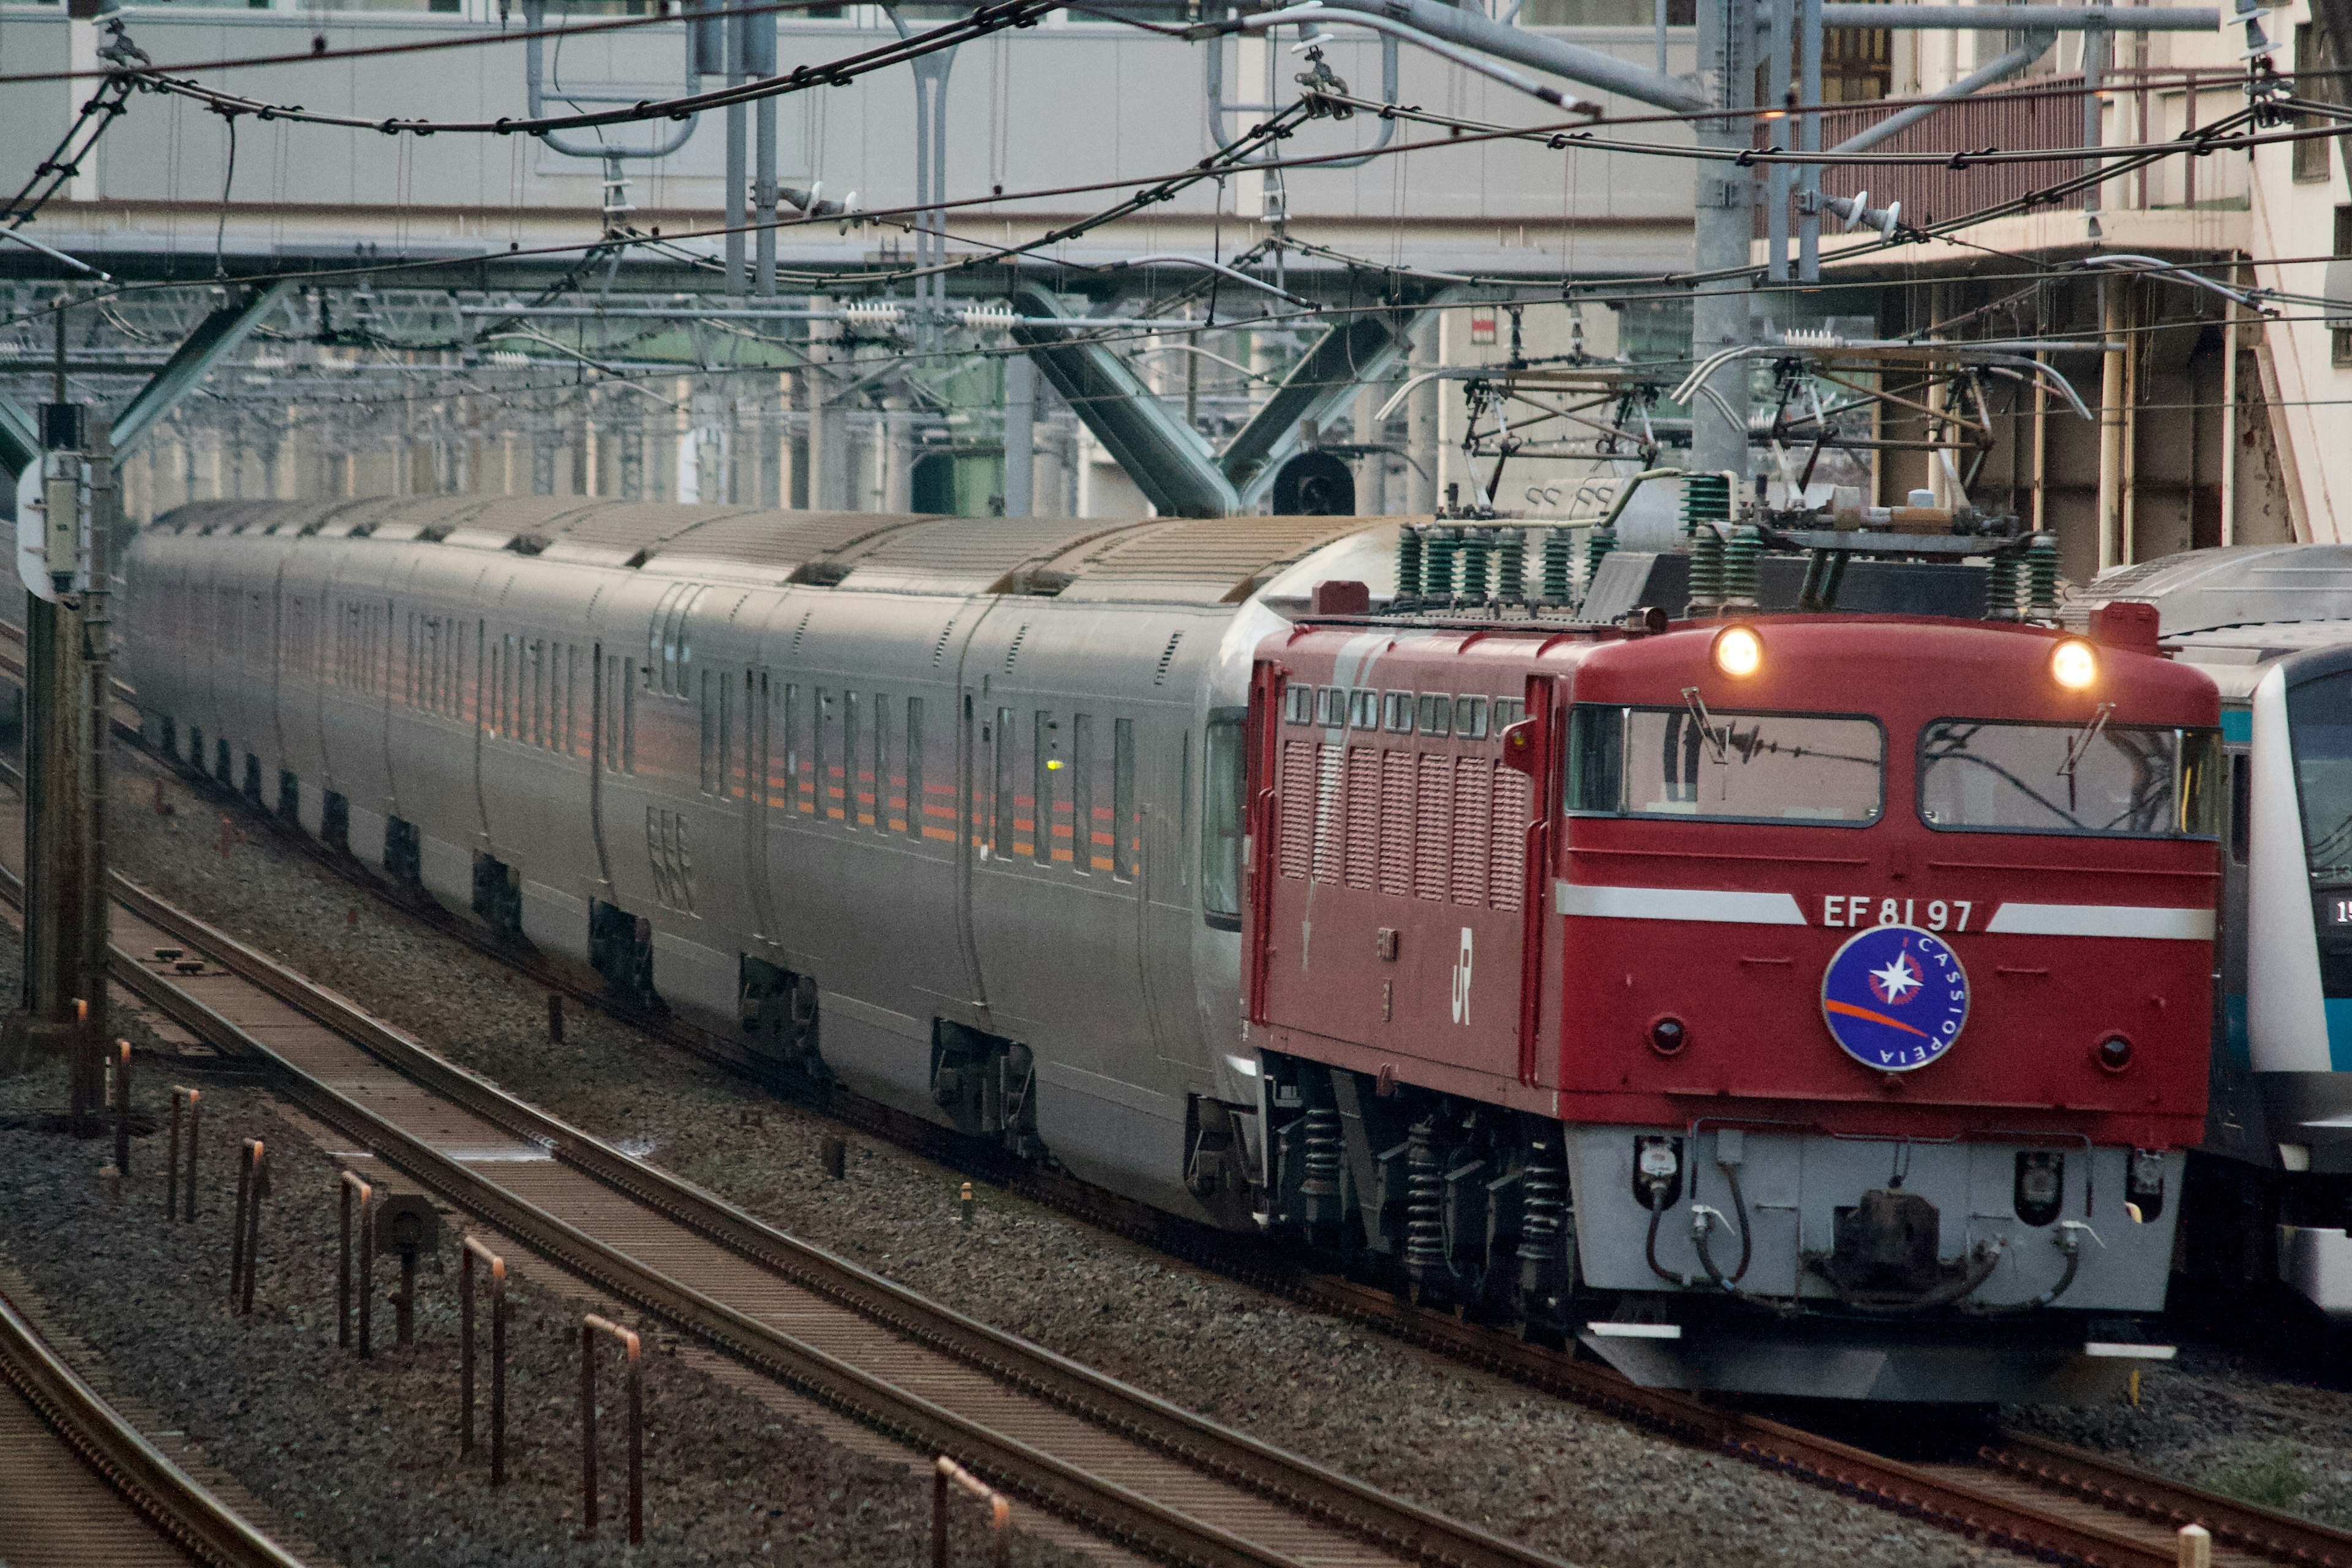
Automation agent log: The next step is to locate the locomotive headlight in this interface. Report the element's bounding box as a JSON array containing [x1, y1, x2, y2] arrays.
[[2050, 638, 2100, 692], [1711, 624, 1763, 679]]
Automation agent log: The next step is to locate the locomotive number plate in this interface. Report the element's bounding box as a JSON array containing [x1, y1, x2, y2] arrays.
[[1821, 895, 1974, 933]]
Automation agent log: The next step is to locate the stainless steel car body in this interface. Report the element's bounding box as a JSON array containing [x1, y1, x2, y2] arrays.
[[123, 498, 1387, 1226]]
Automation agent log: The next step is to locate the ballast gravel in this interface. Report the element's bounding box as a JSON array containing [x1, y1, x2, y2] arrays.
[[0, 1056, 1088, 1568], [85, 746, 2343, 1563]]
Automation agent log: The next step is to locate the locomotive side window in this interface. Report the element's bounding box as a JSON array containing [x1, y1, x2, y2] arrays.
[[1349, 689, 1378, 730], [1567, 704, 1883, 825], [1201, 712, 1246, 928], [1315, 687, 1343, 726], [1455, 696, 1488, 739], [1283, 684, 1313, 725], [1918, 721, 2220, 838], [1417, 694, 1449, 736], [1494, 697, 1526, 729], [1384, 692, 1413, 733]]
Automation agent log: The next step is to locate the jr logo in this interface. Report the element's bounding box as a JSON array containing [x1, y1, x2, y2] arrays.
[[1451, 927, 1474, 1025]]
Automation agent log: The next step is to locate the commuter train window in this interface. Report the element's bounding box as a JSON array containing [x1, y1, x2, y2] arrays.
[[904, 697, 925, 841], [1567, 703, 1884, 826], [1113, 717, 1136, 881], [1417, 694, 1450, 737], [1033, 710, 1057, 862], [1284, 684, 1313, 726], [782, 684, 805, 810], [1072, 714, 1096, 875], [1348, 688, 1379, 730], [1918, 720, 2220, 838], [1314, 687, 1343, 726], [1200, 710, 1246, 927], [2285, 671, 2352, 877], [1455, 696, 1488, 740], [699, 671, 719, 793]]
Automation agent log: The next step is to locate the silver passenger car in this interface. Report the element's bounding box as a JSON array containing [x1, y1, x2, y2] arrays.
[[124, 498, 1396, 1225]]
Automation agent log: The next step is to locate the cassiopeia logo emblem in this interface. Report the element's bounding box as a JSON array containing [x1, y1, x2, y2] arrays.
[[1820, 923, 1969, 1072]]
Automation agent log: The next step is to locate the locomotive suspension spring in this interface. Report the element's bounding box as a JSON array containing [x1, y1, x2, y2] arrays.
[[1518, 1134, 1567, 1304], [1300, 1106, 1343, 1227], [1403, 1118, 1447, 1283]]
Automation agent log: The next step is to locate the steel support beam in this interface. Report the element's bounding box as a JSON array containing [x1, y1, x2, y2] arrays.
[[1814, 4, 2217, 27], [1224, 310, 1419, 508], [1314, 0, 1708, 111], [1009, 286, 1240, 518], [110, 281, 293, 454], [0, 398, 35, 481], [1828, 33, 2056, 155]]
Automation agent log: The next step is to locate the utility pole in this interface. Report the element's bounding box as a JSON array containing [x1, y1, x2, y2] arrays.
[[2, 298, 113, 1108]]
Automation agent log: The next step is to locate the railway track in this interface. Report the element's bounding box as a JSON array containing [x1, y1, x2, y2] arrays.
[[0, 835, 1585, 1568], [9, 628, 2351, 1568], [0, 1278, 310, 1568]]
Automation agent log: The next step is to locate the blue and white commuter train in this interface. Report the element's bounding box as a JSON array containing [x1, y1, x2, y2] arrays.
[[2075, 546, 2352, 1322]]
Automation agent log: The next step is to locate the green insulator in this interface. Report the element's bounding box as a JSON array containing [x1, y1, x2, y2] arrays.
[[1461, 529, 1493, 601], [1498, 527, 1527, 603], [1721, 524, 1763, 611], [1425, 527, 1460, 602], [1583, 525, 1618, 590], [1541, 527, 1575, 605], [1687, 526, 1726, 614], [1983, 551, 2022, 621], [1681, 471, 1732, 533], [2026, 533, 2060, 620], [1395, 526, 1425, 608]]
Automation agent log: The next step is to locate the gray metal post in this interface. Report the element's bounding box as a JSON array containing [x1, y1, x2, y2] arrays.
[[1766, 0, 1795, 281], [750, 2, 778, 296], [2082, 0, 2111, 227], [1690, 0, 1754, 480], [1407, 317, 1440, 514], [1798, 0, 1823, 280], [1003, 355, 1036, 517], [725, 0, 748, 294]]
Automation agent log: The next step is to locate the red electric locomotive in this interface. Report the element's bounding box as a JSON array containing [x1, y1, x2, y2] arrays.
[[1243, 578, 2219, 1403]]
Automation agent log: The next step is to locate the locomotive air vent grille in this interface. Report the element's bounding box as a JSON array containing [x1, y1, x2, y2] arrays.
[[791, 609, 813, 654], [1005, 623, 1030, 673], [1153, 631, 1184, 685], [931, 614, 960, 667]]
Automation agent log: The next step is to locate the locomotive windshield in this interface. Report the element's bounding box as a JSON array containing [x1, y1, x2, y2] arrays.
[[1566, 704, 1885, 824], [2287, 670, 2352, 878], [1918, 720, 2220, 837]]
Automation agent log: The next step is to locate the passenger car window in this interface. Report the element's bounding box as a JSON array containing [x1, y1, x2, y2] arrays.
[[1200, 712, 1246, 927], [1919, 720, 2219, 837]]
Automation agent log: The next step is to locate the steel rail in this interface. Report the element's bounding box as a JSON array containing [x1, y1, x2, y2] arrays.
[[24, 856, 1577, 1568], [0, 1287, 311, 1568]]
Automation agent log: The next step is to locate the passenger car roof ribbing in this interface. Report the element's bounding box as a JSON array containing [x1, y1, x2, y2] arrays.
[[145, 500, 1392, 604]]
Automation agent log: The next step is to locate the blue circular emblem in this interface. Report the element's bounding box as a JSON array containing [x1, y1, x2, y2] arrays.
[[1820, 924, 1969, 1072]]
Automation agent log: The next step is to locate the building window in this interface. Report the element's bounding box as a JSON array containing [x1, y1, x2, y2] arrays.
[[2335, 206, 2352, 368], [2297, 24, 2347, 183]]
